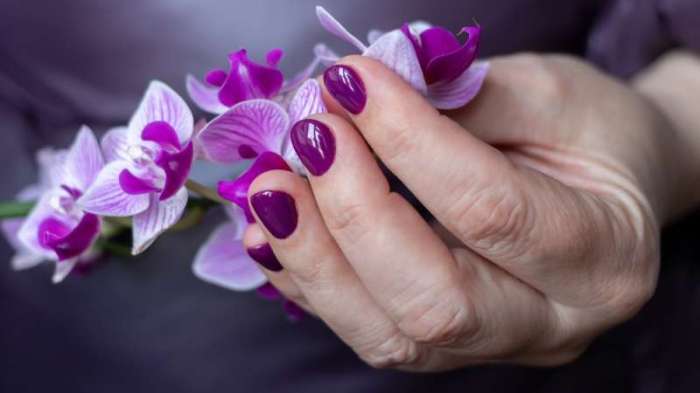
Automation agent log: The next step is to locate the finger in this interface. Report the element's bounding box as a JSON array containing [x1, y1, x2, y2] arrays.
[[288, 114, 564, 364], [247, 170, 420, 368], [320, 56, 541, 262], [289, 113, 480, 346], [242, 224, 311, 311]]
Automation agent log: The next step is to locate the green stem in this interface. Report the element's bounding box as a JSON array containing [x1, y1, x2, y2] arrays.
[[170, 206, 205, 231], [0, 201, 35, 219], [185, 179, 227, 204], [96, 238, 132, 257]]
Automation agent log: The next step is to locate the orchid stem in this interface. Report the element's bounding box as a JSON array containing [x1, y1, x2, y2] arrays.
[[185, 179, 227, 204], [0, 201, 35, 219]]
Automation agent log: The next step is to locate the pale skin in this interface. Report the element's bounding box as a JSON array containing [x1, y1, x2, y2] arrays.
[[243, 51, 700, 371]]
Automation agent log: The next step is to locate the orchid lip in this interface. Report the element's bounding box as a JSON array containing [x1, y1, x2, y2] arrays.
[[217, 151, 291, 223], [217, 49, 285, 107], [119, 169, 162, 195], [141, 121, 181, 150], [38, 213, 100, 261], [156, 142, 194, 201]]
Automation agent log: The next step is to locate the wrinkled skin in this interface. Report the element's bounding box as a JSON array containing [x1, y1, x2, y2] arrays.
[[242, 52, 697, 371]]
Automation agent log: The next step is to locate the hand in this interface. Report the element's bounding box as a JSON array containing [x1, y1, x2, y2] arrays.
[[243, 53, 677, 370]]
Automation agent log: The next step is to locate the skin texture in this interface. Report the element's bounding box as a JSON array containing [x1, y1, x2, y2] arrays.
[[243, 51, 700, 371]]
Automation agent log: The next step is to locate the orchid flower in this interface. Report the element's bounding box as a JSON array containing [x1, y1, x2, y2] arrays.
[[78, 81, 195, 254], [315, 6, 489, 110], [186, 48, 323, 115], [11, 127, 104, 282]]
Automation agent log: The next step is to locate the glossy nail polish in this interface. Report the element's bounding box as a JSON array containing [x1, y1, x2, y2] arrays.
[[323, 65, 366, 114], [246, 243, 283, 272], [290, 119, 336, 176], [250, 191, 298, 239]]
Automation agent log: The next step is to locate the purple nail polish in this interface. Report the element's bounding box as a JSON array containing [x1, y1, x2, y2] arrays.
[[247, 243, 283, 272], [290, 119, 336, 176], [323, 65, 366, 114], [251, 191, 298, 239]]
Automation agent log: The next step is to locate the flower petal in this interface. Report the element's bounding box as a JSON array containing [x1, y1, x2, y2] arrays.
[[315, 6, 367, 52], [185, 74, 229, 115], [197, 99, 290, 164], [422, 26, 480, 84], [131, 187, 187, 254], [218, 152, 291, 223], [2, 218, 44, 270], [281, 54, 322, 93], [364, 30, 427, 94], [39, 213, 100, 261], [52, 258, 77, 283], [128, 80, 194, 145], [141, 121, 181, 149], [77, 161, 151, 217], [218, 49, 284, 107], [101, 126, 130, 163], [192, 222, 267, 291], [37, 148, 68, 189], [155, 142, 194, 201], [367, 29, 384, 44], [17, 194, 63, 259], [266, 48, 284, 67], [63, 126, 104, 192], [287, 79, 327, 125], [119, 169, 162, 195], [426, 61, 489, 110], [313, 43, 340, 66]]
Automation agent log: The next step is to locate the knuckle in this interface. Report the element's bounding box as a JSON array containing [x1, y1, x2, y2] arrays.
[[511, 54, 573, 105], [358, 333, 422, 369], [324, 199, 372, 244], [450, 182, 532, 257], [396, 287, 479, 346]]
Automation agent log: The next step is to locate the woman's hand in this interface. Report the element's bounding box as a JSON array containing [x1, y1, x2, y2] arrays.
[[243, 53, 685, 370]]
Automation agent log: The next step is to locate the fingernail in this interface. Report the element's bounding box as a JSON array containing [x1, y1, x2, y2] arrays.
[[323, 65, 366, 114], [247, 243, 283, 272], [250, 191, 298, 239], [290, 119, 336, 176]]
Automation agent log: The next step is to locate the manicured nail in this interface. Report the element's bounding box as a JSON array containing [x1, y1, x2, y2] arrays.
[[323, 65, 366, 114], [290, 119, 336, 176], [247, 243, 283, 272], [250, 191, 298, 239]]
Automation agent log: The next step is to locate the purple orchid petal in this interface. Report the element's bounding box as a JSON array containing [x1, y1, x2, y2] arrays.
[[132, 187, 188, 254], [421, 26, 480, 84], [18, 194, 66, 259], [39, 213, 99, 261], [266, 48, 284, 67], [128, 81, 194, 145], [218, 152, 291, 223], [77, 161, 152, 217], [283, 300, 305, 322], [1, 218, 44, 270], [63, 126, 104, 192], [101, 126, 130, 163], [256, 282, 282, 300], [192, 222, 267, 291], [185, 74, 229, 115], [218, 49, 284, 107], [155, 142, 194, 201], [36, 148, 68, 189], [205, 69, 227, 87], [197, 99, 290, 164], [119, 169, 162, 195], [426, 61, 489, 110], [315, 6, 368, 52], [367, 29, 384, 45], [141, 121, 181, 149], [364, 29, 427, 94], [287, 79, 327, 124], [313, 43, 340, 66], [52, 258, 78, 283]]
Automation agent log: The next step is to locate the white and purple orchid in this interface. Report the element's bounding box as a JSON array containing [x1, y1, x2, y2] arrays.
[[186, 48, 322, 115], [11, 127, 104, 282], [315, 6, 489, 110], [78, 81, 195, 254]]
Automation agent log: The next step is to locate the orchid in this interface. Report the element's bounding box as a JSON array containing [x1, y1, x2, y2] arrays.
[[10, 127, 104, 282], [78, 81, 195, 254], [315, 6, 489, 110], [186, 48, 322, 115]]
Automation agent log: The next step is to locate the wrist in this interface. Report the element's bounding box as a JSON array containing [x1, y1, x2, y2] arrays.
[[632, 51, 700, 225]]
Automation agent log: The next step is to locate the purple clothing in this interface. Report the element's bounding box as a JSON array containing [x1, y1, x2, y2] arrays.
[[1, 1, 699, 393]]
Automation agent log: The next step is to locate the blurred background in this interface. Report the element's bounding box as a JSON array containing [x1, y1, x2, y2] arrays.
[[1, 0, 699, 392]]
